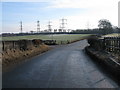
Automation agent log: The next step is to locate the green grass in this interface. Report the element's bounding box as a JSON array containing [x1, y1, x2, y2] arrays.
[[2, 34, 91, 44], [103, 33, 120, 37]]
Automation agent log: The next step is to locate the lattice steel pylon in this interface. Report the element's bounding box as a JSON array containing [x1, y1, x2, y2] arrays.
[[48, 21, 52, 32], [86, 21, 90, 30], [37, 20, 40, 33], [20, 21, 23, 33], [60, 18, 67, 32]]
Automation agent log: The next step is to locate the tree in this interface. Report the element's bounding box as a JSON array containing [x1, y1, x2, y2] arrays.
[[98, 19, 112, 29], [98, 19, 113, 34]]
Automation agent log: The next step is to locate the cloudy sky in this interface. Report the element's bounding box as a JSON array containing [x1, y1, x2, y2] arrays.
[[1, 0, 120, 33]]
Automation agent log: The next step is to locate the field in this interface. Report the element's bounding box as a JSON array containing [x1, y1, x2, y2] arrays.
[[2, 34, 91, 44], [103, 33, 120, 37]]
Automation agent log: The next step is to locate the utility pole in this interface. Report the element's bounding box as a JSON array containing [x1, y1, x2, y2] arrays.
[[20, 21, 23, 33], [48, 21, 52, 32], [37, 20, 40, 33], [60, 18, 67, 32]]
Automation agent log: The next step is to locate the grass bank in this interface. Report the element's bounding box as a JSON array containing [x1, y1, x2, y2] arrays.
[[2, 44, 50, 72]]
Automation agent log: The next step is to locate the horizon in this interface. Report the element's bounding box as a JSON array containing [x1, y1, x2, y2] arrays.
[[1, 0, 119, 33]]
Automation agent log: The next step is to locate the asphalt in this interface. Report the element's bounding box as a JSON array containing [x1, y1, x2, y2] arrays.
[[2, 40, 120, 88]]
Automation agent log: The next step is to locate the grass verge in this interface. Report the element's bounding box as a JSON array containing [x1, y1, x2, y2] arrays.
[[2, 44, 50, 72]]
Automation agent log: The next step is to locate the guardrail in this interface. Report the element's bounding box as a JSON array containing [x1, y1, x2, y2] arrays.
[[87, 36, 120, 75], [104, 37, 120, 54], [88, 36, 120, 55]]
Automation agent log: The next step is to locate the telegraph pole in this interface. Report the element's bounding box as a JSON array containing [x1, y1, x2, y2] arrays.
[[60, 18, 67, 32], [20, 21, 23, 33], [37, 20, 40, 33]]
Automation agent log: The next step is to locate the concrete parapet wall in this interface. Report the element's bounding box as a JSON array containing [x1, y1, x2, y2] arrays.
[[85, 46, 120, 78], [1, 39, 43, 51]]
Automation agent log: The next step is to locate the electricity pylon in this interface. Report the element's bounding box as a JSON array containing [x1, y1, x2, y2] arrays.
[[20, 21, 23, 33], [60, 18, 67, 32], [48, 21, 52, 32], [37, 20, 40, 33]]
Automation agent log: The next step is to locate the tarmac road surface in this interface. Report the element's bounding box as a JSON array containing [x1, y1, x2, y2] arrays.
[[2, 40, 119, 88]]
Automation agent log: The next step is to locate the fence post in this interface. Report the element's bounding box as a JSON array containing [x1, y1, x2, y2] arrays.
[[2, 41, 4, 51], [103, 38, 105, 51]]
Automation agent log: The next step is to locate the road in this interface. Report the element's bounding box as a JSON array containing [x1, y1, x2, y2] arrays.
[[3, 40, 119, 88]]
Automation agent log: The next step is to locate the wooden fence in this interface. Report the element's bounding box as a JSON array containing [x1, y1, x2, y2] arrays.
[[104, 37, 120, 54], [88, 36, 120, 55]]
